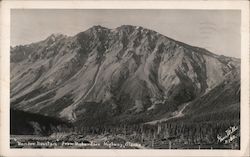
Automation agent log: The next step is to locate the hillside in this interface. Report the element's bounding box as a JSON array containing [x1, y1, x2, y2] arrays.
[[10, 25, 240, 127]]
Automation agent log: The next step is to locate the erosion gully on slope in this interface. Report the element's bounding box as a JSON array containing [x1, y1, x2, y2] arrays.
[[60, 62, 103, 121], [145, 102, 190, 125]]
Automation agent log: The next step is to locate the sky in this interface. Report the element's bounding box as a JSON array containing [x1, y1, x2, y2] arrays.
[[11, 9, 241, 58]]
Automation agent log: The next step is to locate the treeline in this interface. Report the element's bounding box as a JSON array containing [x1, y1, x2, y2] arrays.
[[71, 118, 239, 147], [10, 108, 72, 135], [142, 120, 240, 145]]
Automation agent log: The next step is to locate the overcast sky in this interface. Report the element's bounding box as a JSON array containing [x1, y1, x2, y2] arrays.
[[11, 9, 241, 58]]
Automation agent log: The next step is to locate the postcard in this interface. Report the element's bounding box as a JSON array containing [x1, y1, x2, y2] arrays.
[[0, 0, 249, 156]]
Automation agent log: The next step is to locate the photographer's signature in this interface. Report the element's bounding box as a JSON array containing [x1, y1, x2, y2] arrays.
[[217, 126, 239, 144]]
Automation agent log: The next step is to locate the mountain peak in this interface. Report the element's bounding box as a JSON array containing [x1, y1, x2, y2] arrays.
[[116, 25, 144, 31], [49, 33, 65, 38], [46, 33, 66, 42], [89, 25, 110, 31]]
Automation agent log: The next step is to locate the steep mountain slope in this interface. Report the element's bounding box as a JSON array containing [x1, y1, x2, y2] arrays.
[[146, 66, 240, 125], [10, 25, 240, 125], [181, 68, 240, 122]]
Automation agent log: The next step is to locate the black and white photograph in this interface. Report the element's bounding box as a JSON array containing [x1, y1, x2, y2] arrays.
[[0, 1, 249, 157]]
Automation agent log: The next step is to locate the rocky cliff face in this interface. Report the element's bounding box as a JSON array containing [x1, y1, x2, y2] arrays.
[[10, 25, 240, 125]]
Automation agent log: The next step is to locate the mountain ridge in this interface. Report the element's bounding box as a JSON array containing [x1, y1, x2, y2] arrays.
[[11, 24, 239, 60]]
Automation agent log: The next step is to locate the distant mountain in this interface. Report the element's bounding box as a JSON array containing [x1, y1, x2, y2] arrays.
[[10, 25, 240, 127]]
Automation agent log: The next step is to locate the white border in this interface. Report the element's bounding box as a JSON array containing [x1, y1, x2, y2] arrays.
[[0, 1, 249, 157]]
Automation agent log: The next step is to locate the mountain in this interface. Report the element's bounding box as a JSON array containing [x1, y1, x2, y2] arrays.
[[10, 25, 240, 127]]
